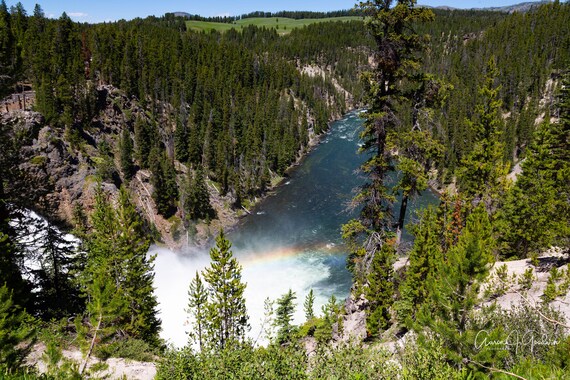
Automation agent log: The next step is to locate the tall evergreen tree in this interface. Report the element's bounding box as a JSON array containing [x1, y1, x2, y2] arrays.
[[395, 206, 442, 324], [134, 117, 153, 169], [458, 56, 509, 210], [202, 231, 249, 350], [303, 289, 315, 321], [344, 0, 434, 337], [31, 215, 83, 321], [365, 241, 395, 336], [391, 78, 445, 248], [151, 149, 178, 217], [418, 204, 494, 364], [182, 164, 215, 223], [187, 271, 208, 351], [0, 284, 34, 372], [0, 0, 14, 99], [274, 289, 297, 344], [82, 186, 160, 346], [78, 267, 126, 375], [0, 121, 31, 310], [119, 127, 135, 180]]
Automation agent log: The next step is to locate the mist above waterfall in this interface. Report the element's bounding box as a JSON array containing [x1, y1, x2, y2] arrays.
[[153, 243, 343, 347]]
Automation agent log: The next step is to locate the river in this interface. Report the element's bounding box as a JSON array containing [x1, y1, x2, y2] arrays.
[[153, 110, 438, 347]]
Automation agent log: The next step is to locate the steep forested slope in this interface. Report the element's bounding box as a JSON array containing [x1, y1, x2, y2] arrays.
[[1, 4, 368, 245]]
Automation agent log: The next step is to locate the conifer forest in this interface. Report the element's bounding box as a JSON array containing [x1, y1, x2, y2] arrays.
[[0, 0, 569, 378]]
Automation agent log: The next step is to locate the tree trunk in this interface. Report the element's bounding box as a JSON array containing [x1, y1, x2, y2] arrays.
[[80, 313, 102, 375]]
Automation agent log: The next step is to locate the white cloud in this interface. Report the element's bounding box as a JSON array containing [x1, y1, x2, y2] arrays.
[[68, 12, 88, 18]]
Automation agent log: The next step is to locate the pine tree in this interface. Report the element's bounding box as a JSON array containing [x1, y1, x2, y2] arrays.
[[274, 289, 297, 344], [202, 231, 249, 350], [343, 0, 434, 334], [303, 289, 315, 321], [187, 271, 208, 351], [395, 206, 442, 324], [366, 241, 395, 337], [82, 185, 160, 347], [115, 186, 161, 345], [0, 0, 14, 99], [183, 164, 215, 223], [458, 56, 509, 210], [418, 204, 494, 364], [151, 148, 178, 217], [174, 120, 189, 163], [32, 215, 83, 321], [0, 284, 34, 372], [78, 269, 126, 375], [352, 0, 435, 238], [119, 127, 135, 181], [134, 117, 153, 169], [391, 104, 444, 248], [0, 126, 31, 310]]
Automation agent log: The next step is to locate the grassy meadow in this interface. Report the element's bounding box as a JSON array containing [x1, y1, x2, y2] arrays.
[[186, 16, 361, 35]]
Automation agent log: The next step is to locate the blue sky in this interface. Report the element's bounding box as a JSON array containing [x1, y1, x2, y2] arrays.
[[4, 0, 546, 23]]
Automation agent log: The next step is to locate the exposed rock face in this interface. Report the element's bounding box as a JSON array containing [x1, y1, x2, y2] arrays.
[[300, 336, 318, 357], [26, 343, 157, 380], [335, 293, 368, 343], [481, 248, 570, 321]]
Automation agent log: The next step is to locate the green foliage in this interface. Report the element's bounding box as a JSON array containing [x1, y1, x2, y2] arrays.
[[0, 284, 35, 372], [482, 263, 516, 300], [94, 338, 157, 362], [458, 56, 509, 210], [157, 343, 307, 380], [186, 271, 208, 350], [309, 342, 398, 379], [80, 185, 160, 348], [418, 204, 494, 365], [150, 148, 179, 217], [401, 337, 465, 380], [517, 267, 535, 292], [274, 289, 297, 344], [313, 295, 341, 343], [28, 210, 84, 321], [341, 219, 367, 287], [365, 240, 395, 337], [94, 140, 117, 182], [134, 117, 155, 169], [40, 334, 81, 379], [497, 73, 570, 258], [344, 0, 434, 255], [76, 267, 127, 358], [182, 165, 216, 223], [201, 231, 249, 350], [303, 289, 315, 321], [541, 265, 569, 303], [119, 127, 135, 180], [345, 0, 436, 341], [395, 207, 442, 325]]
